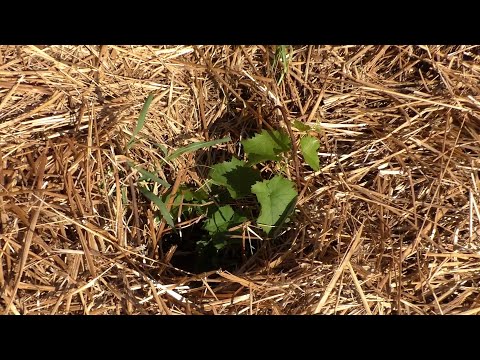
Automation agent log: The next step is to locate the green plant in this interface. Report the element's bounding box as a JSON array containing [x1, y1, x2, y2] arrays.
[[127, 94, 231, 228], [195, 125, 320, 263], [208, 129, 298, 236], [272, 45, 291, 85], [130, 95, 321, 270], [127, 93, 154, 150]]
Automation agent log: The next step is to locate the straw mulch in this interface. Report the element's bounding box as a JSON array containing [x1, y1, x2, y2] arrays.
[[1, 45, 480, 315]]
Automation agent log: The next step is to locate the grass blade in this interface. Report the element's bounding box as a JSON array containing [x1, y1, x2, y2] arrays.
[[155, 143, 169, 157], [139, 186, 175, 229], [127, 93, 154, 150], [134, 165, 171, 189], [165, 137, 231, 161], [127, 161, 171, 188]]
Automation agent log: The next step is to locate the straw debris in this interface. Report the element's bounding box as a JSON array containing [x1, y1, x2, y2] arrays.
[[1, 45, 480, 314]]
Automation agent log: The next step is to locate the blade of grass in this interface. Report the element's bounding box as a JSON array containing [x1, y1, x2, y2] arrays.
[[155, 143, 169, 157], [128, 162, 171, 189], [127, 93, 154, 150], [139, 186, 175, 229], [274, 45, 289, 85], [165, 137, 231, 161]]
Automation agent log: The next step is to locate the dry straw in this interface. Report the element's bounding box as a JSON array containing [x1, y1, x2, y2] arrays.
[[1, 45, 480, 314]]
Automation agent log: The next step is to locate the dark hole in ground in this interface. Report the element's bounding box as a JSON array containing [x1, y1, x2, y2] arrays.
[[161, 221, 247, 274]]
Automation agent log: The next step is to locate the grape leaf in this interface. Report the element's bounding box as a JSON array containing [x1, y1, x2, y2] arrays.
[[300, 135, 320, 171], [203, 205, 246, 234], [241, 130, 291, 164], [209, 158, 261, 199], [209, 157, 242, 188], [251, 175, 298, 234]]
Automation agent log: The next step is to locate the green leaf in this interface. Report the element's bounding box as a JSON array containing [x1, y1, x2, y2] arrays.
[[128, 162, 171, 189], [209, 158, 261, 199], [139, 186, 175, 229], [167, 185, 210, 218], [121, 187, 129, 206], [165, 137, 231, 161], [292, 120, 311, 131], [251, 175, 298, 235], [203, 205, 246, 234], [178, 185, 209, 202], [273, 45, 290, 85], [127, 93, 154, 150], [213, 238, 227, 250], [300, 135, 320, 171], [155, 143, 169, 157], [241, 129, 291, 164]]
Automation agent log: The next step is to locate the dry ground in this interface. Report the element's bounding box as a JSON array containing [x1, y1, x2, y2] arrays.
[[1, 45, 480, 314]]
